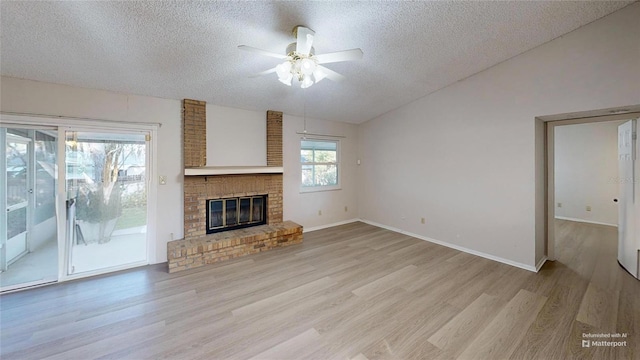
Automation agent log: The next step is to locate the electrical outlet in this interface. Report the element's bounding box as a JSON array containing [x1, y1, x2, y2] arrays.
[[344, 206, 348, 212], [318, 210, 322, 216], [586, 206, 592, 212], [421, 217, 425, 224], [557, 202, 562, 208], [159, 175, 167, 185]]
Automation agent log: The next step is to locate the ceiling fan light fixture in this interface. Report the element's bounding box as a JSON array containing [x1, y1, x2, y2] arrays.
[[300, 58, 316, 76], [278, 74, 293, 86], [313, 67, 327, 83], [300, 75, 314, 89], [276, 62, 292, 78]]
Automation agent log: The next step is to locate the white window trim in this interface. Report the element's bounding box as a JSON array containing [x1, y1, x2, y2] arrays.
[[300, 138, 341, 193]]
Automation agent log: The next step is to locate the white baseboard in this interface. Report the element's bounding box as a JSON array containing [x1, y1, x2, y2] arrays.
[[535, 256, 548, 272], [358, 219, 539, 273], [303, 218, 360, 233], [554, 216, 617, 228]]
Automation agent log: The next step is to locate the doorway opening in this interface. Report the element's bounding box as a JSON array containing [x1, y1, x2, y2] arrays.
[[540, 106, 640, 281]]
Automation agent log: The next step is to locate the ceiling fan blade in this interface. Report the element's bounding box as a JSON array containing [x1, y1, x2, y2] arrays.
[[249, 67, 277, 78], [317, 65, 345, 82], [315, 48, 363, 64], [238, 45, 286, 59], [295, 26, 315, 55]]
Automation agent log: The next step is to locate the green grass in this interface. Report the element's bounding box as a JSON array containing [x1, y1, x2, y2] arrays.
[[115, 207, 147, 230]]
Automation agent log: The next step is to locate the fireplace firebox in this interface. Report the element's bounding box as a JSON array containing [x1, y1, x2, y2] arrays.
[[206, 195, 267, 234]]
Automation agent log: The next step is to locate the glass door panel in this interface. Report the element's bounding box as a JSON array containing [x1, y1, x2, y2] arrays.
[[2, 128, 58, 291], [5, 136, 29, 265], [65, 131, 148, 274]]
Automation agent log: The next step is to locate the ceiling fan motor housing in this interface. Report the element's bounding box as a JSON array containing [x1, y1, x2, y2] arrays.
[[286, 43, 315, 58]]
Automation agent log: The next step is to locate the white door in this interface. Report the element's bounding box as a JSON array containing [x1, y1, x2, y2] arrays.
[[618, 119, 639, 279]]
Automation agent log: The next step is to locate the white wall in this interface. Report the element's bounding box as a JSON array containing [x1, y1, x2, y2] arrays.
[[1, 76, 183, 263], [555, 121, 622, 226], [358, 3, 640, 269], [206, 104, 266, 166], [283, 114, 359, 230]]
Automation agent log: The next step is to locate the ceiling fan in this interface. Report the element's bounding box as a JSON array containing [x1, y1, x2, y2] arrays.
[[238, 25, 363, 89]]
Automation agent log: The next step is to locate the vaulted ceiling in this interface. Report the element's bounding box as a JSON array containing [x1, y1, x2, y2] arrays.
[[1, 1, 634, 124]]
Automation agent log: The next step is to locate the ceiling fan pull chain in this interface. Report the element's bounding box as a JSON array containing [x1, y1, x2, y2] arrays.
[[303, 89, 308, 139]]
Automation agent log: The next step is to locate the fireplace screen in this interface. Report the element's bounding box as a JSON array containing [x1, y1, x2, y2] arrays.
[[207, 195, 267, 234]]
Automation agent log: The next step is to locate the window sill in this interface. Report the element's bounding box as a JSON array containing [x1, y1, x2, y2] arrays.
[[299, 186, 342, 194]]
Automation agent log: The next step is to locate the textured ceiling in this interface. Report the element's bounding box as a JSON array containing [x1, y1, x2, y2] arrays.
[[0, 1, 634, 124]]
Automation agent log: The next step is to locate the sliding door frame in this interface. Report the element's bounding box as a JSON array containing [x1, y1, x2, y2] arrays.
[[1, 113, 159, 284]]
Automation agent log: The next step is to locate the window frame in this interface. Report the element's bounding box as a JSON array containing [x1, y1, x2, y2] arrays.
[[300, 138, 341, 193]]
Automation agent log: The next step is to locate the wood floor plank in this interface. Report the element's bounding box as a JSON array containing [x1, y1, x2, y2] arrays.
[[98, 312, 236, 360], [42, 321, 166, 360], [247, 328, 320, 360], [0, 310, 81, 347], [387, 241, 430, 257], [5, 290, 195, 353], [362, 300, 459, 359], [231, 276, 337, 319], [309, 288, 420, 360], [427, 293, 504, 354], [443, 262, 502, 309], [509, 267, 589, 360], [369, 234, 414, 251], [456, 289, 548, 360], [351, 264, 417, 298], [576, 282, 620, 332], [349, 353, 370, 360]]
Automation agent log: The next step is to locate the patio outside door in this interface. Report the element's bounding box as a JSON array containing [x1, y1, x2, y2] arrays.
[[65, 130, 148, 274], [1, 127, 58, 291]]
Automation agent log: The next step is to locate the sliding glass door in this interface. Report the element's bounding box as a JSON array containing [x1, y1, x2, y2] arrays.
[[1, 115, 155, 291], [65, 131, 148, 274], [1, 127, 58, 290]]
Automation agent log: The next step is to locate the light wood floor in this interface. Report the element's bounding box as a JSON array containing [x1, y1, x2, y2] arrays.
[[1, 220, 638, 359]]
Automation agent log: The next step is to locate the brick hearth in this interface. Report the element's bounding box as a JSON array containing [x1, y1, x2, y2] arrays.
[[167, 221, 302, 273]]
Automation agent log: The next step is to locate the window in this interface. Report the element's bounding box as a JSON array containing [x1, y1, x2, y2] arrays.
[[301, 139, 339, 191]]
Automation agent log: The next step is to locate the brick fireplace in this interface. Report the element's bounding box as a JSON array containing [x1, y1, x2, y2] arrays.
[[167, 101, 302, 273]]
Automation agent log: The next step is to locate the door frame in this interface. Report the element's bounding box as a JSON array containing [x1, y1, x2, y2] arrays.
[[1, 127, 6, 272], [0, 113, 159, 286], [543, 111, 640, 261], [59, 127, 154, 279]]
